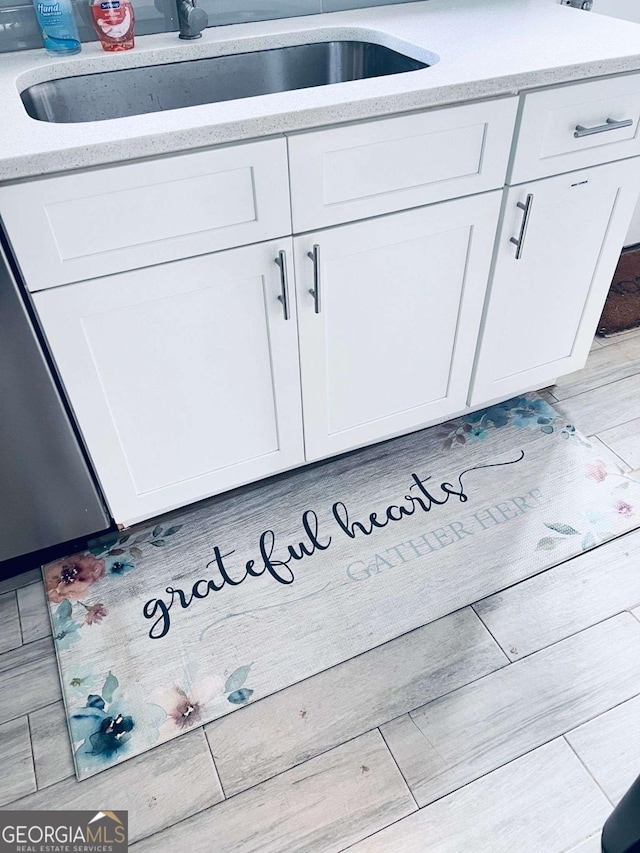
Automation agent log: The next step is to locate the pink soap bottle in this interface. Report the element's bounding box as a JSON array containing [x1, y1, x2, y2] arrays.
[[90, 0, 135, 51]]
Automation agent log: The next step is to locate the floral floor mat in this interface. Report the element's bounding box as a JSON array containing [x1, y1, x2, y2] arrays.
[[43, 394, 640, 779]]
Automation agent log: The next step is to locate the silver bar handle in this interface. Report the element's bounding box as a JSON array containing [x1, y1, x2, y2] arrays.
[[275, 250, 290, 320], [574, 117, 633, 138], [509, 193, 534, 260], [307, 244, 321, 314]]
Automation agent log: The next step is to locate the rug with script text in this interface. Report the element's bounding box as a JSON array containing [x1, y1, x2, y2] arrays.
[[41, 394, 640, 779]]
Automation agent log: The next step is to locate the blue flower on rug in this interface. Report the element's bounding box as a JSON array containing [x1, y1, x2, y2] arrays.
[[70, 672, 135, 771], [105, 555, 135, 576], [466, 396, 556, 432], [439, 395, 560, 450], [509, 398, 556, 431], [468, 426, 488, 441]]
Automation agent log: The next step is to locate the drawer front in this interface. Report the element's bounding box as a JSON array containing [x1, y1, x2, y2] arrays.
[[510, 73, 640, 184], [287, 97, 518, 231], [0, 137, 291, 291]]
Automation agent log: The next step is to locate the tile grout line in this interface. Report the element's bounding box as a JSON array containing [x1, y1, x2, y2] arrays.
[[596, 330, 640, 348], [378, 725, 419, 811], [189, 612, 640, 811], [562, 734, 616, 809], [0, 577, 43, 598], [202, 649, 512, 802], [553, 366, 640, 401], [201, 728, 228, 800], [489, 607, 639, 666], [469, 603, 513, 663], [14, 588, 26, 648], [553, 360, 640, 403], [129, 725, 393, 849], [338, 733, 612, 853], [592, 432, 636, 469], [0, 589, 23, 655], [24, 713, 39, 796]]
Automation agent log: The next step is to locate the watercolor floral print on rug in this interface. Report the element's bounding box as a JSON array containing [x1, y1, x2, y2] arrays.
[[438, 395, 594, 451], [44, 518, 258, 776], [536, 458, 640, 553], [44, 523, 183, 644], [68, 664, 254, 776]]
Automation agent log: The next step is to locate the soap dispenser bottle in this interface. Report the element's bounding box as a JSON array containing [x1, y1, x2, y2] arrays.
[[32, 0, 82, 55], [89, 0, 135, 50]]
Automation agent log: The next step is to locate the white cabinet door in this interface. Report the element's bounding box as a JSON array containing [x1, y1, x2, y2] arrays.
[[470, 158, 640, 407], [34, 240, 304, 526], [294, 192, 502, 461]]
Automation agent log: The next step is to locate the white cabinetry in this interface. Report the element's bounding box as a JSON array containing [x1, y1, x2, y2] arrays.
[[33, 240, 304, 525], [3, 73, 639, 527], [0, 138, 291, 290], [470, 158, 640, 405], [287, 97, 518, 231], [294, 192, 502, 460]]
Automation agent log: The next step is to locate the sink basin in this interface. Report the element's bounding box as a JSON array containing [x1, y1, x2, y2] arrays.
[[21, 40, 429, 123]]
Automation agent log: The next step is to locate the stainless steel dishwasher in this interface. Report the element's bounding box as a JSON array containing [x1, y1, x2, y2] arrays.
[[0, 235, 110, 563]]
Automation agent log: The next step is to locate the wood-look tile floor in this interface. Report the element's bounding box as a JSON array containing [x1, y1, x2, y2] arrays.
[[2, 331, 640, 851]]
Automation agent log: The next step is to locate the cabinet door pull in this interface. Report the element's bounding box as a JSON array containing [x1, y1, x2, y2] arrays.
[[307, 244, 321, 314], [574, 117, 633, 138], [509, 193, 534, 260], [275, 250, 290, 320]]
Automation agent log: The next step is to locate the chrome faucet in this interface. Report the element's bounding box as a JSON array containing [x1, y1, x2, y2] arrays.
[[176, 0, 208, 39]]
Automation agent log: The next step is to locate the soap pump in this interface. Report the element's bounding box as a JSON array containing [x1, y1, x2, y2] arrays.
[[89, 0, 135, 50]]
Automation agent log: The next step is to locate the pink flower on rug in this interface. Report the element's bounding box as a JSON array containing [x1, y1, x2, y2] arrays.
[[44, 554, 106, 603], [153, 677, 223, 730], [84, 603, 108, 625], [616, 500, 633, 517], [585, 460, 608, 483]]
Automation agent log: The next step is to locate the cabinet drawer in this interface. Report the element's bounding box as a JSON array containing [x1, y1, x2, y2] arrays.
[[287, 97, 518, 231], [0, 137, 291, 291], [510, 73, 640, 184]]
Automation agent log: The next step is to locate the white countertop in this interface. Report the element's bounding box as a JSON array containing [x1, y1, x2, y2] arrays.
[[2, 0, 640, 181]]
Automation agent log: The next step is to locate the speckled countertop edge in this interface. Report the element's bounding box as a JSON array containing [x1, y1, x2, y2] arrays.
[[2, 0, 640, 181]]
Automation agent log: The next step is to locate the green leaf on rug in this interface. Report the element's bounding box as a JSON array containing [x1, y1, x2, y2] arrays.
[[582, 533, 596, 550], [544, 523, 579, 535], [56, 599, 73, 622], [88, 532, 119, 555], [164, 525, 183, 536], [227, 688, 254, 705], [149, 539, 166, 547], [152, 525, 163, 538], [536, 537, 560, 550], [225, 665, 251, 693], [102, 671, 118, 703], [118, 534, 130, 545], [130, 547, 143, 559]]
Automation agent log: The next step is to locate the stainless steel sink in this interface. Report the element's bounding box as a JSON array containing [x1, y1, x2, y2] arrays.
[[21, 40, 429, 123]]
